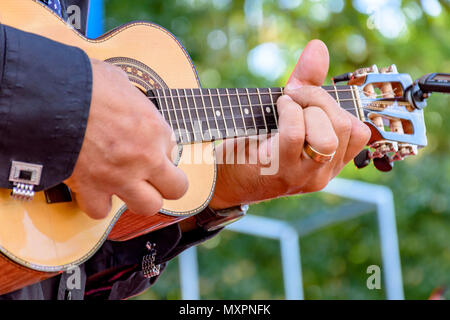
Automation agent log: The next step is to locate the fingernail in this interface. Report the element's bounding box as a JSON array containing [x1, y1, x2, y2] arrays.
[[285, 82, 302, 92]]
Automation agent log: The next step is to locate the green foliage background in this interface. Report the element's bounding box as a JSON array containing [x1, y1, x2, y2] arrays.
[[104, 0, 450, 299]]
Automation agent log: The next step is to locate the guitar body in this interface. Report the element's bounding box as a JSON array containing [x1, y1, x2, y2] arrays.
[[0, 0, 216, 294]]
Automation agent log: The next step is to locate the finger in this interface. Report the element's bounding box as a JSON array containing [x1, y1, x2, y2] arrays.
[[284, 85, 352, 139], [300, 107, 338, 176], [75, 189, 112, 220], [118, 181, 163, 216], [284, 85, 358, 180], [146, 159, 189, 200], [303, 107, 338, 156], [287, 39, 329, 87], [342, 114, 371, 164], [277, 95, 305, 163], [326, 112, 352, 172]]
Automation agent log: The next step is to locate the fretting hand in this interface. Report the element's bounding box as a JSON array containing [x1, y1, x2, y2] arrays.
[[210, 40, 371, 209]]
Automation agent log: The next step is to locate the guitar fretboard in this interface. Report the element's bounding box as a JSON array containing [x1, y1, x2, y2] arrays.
[[148, 86, 361, 144]]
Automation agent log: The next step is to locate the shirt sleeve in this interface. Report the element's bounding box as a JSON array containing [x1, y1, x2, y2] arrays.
[[83, 222, 223, 300], [0, 23, 92, 191]]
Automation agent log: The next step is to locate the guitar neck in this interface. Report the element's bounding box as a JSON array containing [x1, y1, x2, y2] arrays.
[[148, 85, 362, 144]]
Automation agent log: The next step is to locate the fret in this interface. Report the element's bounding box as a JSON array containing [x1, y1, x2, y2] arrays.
[[161, 89, 177, 133], [234, 88, 248, 135], [177, 88, 193, 143], [352, 85, 365, 121], [321, 85, 358, 118], [225, 88, 239, 136], [185, 89, 206, 140], [182, 88, 196, 141], [169, 89, 186, 143], [334, 85, 348, 118], [217, 88, 236, 137], [348, 85, 358, 120], [336, 86, 357, 118], [155, 89, 170, 127], [207, 88, 224, 138], [200, 88, 217, 139], [259, 88, 278, 129], [268, 88, 278, 128], [192, 88, 209, 136], [245, 88, 257, 132], [256, 88, 268, 132], [334, 85, 340, 106], [215, 88, 229, 137]]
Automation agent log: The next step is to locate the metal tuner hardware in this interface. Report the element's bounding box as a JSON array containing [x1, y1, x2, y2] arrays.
[[9, 161, 43, 201], [332, 66, 446, 172]]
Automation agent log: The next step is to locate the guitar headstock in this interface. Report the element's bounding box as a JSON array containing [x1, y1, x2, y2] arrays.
[[346, 64, 427, 171]]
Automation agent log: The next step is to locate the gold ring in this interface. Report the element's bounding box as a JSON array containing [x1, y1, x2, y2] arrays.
[[303, 143, 335, 163]]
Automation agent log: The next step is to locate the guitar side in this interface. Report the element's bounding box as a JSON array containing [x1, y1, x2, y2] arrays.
[[0, 0, 216, 294]]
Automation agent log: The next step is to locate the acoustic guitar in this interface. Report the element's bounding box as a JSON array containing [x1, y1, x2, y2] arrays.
[[0, 0, 428, 294]]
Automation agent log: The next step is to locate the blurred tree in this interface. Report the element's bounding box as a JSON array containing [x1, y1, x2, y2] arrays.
[[104, 0, 450, 300]]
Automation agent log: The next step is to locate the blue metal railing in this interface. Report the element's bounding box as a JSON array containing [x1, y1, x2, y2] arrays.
[[178, 178, 404, 300], [86, 0, 104, 39]]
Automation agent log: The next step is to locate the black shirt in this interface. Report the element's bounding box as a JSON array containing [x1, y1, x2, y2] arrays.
[[0, 0, 221, 300]]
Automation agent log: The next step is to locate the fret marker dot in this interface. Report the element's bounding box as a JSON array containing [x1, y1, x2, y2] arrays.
[[244, 108, 249, 115], [266, 107, 271, 113], [216, 110, 221, 117]]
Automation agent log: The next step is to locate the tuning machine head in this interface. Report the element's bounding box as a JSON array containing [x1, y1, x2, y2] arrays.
[[353, 64, 379, 77], [354, 140, 419, 172], [332, 64, 379, 84], [380, 64, 398, 74], [373, 155, 394, 172], [334, 64, 427, 172]]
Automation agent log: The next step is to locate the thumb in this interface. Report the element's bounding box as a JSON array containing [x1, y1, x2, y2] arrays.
[[286, 39, 329, 88]]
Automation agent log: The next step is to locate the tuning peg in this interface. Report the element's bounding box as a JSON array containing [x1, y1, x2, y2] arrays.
[[354, 149, 371, 169], [373, 155, 394, 172], [371, 141, 398, 158], [380, 64, 398, 74], [388, 64, 398, 73], [332, 64, 382, 84], [398, 144, 418, 158], [354, 64, 379, 76]]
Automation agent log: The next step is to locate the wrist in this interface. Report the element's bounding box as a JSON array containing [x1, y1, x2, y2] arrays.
[[179, 204, 249, 233], [210, 163, 253, 210], [196, 205, 249, 232]]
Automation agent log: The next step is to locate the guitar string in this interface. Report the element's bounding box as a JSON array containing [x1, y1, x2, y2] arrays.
[[154, 88, 353, 94], [151, 89, 398, 137], [151, 88, 398, 98], [152, 89, 400, 142], [150, 92, 399, 111], [152, 95, 397, 106], [154, 102, 375, 113]]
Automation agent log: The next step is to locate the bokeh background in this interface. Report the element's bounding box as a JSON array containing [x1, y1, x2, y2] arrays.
[[103, 0, 449, 299]]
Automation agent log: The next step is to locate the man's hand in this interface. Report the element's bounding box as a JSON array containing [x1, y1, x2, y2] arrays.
[[65, 59, 188, 219], [210, 40, 371, 209]]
